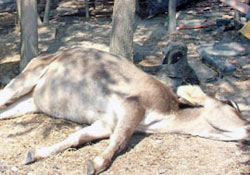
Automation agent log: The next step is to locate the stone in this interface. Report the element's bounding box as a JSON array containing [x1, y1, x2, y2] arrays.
[[196, 41, 250, 75], [0, 0, 16, 13], [138, 0, 193, 18], [200, 52, 236, 75], [139, 42, 199, 91], [188, 58, 217, 83], [197, 41, 249, 57], [11, 166, 18, 172], [0, 76, 11, 85]]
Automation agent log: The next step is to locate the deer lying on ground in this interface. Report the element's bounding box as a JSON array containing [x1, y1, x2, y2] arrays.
[[0, 47, 249, 175]]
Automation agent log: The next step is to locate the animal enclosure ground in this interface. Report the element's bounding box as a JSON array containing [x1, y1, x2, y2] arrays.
[[0, 114, 249, 175], [0, 0, 250, 175]]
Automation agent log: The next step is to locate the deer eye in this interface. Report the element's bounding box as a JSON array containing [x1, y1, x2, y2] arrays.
[[222, 100, 240, 113]]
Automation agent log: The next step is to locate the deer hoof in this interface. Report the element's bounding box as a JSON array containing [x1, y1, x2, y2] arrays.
[[84, 160, 96, 175], [24, 150, 36, 165]]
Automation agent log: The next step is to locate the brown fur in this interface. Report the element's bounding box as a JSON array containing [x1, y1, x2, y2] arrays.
[[0, 47, 249, 175]]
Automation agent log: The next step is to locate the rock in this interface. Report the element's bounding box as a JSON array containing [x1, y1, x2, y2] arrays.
[[197, 41, 250, 57], [139, 42, 199, 91], [216, 18, 235, 31], [188, 58, 217, 83], [0, 0, 16, 13], [161, 41, 188, 64], [27, 172, 33, 175], [11, 166, 18, 172], [0, 76, 11, 85], [55, 0, 93, 17], [158, 168, 167, 174], [200, 52, 236, 75], [246, 13, 250, 20], [0, 165, 8, 171], [216, 18, 232, 26], [147, 0, 191, 16], [179, 19, 216, 30], [138, 0, 193, 18], [196, 41, 250, 75], [0, 0, 60, 13]]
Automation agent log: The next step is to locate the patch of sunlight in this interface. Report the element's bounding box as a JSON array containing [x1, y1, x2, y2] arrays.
[[78, 41, 109, 52], [0, 54, 20, 64]]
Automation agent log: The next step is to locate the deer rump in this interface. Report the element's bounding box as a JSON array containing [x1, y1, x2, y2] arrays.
[[0, 47, 249, 175]]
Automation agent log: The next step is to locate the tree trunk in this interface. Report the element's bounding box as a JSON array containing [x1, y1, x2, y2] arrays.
[[85, 0, 90, 19], [168, 0, 177, 34], [43, 0, 51, 24], [20, 0, 38, 71], [110, 0, 136, 61], [136, 0, 140, 14], [37, 16, 42, 26], [16, 0, 21, 27]]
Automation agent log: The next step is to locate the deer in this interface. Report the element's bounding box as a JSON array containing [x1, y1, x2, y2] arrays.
[[0, 47, 249, 175]]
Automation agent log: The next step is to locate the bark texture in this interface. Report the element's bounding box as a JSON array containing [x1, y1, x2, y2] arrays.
[[43, 0, 51, 24], [20, 0, 38, 70], [110, 0, 136, 61], [168, 0, 177, 34]]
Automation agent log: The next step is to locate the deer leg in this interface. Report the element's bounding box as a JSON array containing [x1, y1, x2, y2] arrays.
[[24, 120, 113, 165], [0, 78, 37, 109], [0, 54, 55, 109], [84, 97, 145, 175], [0, 93, 39, 120]]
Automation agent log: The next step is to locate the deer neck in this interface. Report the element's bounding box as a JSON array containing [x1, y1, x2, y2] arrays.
[[137, 108, 205, 135]]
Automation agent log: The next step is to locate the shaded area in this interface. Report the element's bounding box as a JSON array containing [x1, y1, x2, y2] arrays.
[[1, 114, 249, 175], [213, 78, 250, 120], [0, 61, 19, 87], [0, 0, 249, 174], [6, 114, 77, 139]]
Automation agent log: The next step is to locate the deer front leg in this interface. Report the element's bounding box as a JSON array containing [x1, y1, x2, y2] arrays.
[[84, 97, 145, 175], [24, 120, 113, 164]]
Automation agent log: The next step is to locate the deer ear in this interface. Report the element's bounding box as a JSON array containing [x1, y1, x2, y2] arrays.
[[178, 97, 203, 109], [177, 85, 206, 106]]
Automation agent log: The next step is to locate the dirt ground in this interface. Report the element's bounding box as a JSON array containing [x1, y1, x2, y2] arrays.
[[0, 0, 250, 175]]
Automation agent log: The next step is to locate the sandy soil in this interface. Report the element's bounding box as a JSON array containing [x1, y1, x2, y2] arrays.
[[0, 0, 250, 175]]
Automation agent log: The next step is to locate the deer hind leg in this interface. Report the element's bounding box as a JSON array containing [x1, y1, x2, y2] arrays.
[[85, 97, 145, 175], [0, 79, 33, 109], [0, 54, 56, 109], [0, 93, 39, 120], [24, 120, 113, 165]]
